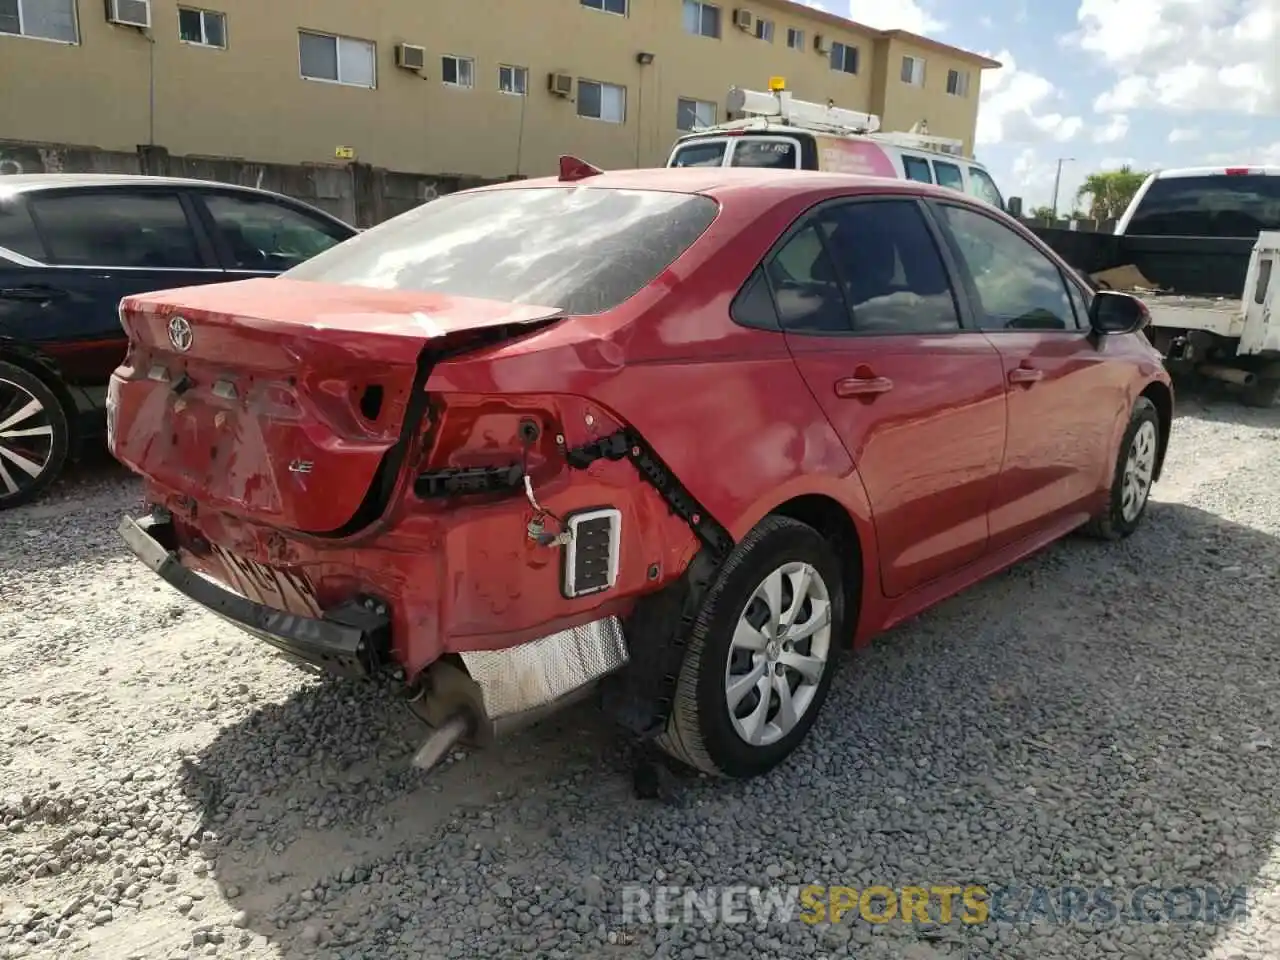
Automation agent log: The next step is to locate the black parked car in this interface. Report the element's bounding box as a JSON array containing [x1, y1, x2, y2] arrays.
[[0, 174, 358, 510]]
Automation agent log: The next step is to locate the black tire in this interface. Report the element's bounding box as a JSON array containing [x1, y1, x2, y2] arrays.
[[0, 359, 71, 511], [1081, 396, 1160, 541], [1241, 377, 1280, 409], [656, 515, 847, 779]]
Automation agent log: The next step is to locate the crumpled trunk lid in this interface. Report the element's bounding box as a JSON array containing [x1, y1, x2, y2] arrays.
[[109, 277, 561, 534]]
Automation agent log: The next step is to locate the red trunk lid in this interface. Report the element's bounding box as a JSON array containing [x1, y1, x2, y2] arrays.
[[109, 277, 561, 534]]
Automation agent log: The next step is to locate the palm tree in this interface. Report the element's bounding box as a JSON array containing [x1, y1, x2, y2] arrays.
[[1076, 166, 1150, 221]]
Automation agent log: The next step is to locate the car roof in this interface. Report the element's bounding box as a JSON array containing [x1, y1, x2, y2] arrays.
[[0, 173, 309, 198], [472, 165, 971, 203]]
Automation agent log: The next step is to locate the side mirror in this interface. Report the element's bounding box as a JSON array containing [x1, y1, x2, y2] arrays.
[[1089, 290, 1150, 336], [1005, 196, 1023, 218]]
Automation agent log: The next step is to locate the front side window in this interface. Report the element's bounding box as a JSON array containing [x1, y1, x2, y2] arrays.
[[669, 141, 727, 167], [730, 139, 799, 169], [817, 200, 960, 334], [936, 203, 1077, 332], [830, 42, 858, 74], [967, 166, 1004, 209], [299, 31, 376, 88], [0, 0, 77, 42], [178, 7, 225, 47], [577, 80, 626, 122], [903, 156, 933, 183], [27, 192, 202, 269], [676, 97, 716, 132], [283, 187, 719, 316], [683, 0, 720, 37], [1126, 174, 1280, 237], [442, 55, 474, 88], [201, 193, 348, 271], [933, 161, 964, 192]]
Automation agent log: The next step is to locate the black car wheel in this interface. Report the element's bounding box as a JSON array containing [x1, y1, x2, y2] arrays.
[[0, 360, 70, 511], [1080, 395, 1160, 541]]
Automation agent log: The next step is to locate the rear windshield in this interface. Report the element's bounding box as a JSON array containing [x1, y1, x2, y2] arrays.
[[1126, 174, 1280, 237], [284, 186, 719, 314], [670, 141, 727, 167]]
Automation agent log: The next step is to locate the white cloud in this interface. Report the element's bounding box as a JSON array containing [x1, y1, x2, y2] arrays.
[[1093, 114, 1130, 143], [842, 0, 944, 33], [975, 50, 1084, 146], [1202, 142, 1280, 166], [1167, 127, 1201, 143], [1002, 149, 1088, 212], [1076, 0, 1279, 115]]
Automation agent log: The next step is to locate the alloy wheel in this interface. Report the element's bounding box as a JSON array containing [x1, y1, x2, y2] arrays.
[[0, 378, 56, 503], [724, 561, 833, 747], [1121, 419, 1157, 522]]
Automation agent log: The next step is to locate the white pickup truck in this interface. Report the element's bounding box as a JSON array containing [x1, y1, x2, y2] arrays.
[[1035, 166, 1280, 406]]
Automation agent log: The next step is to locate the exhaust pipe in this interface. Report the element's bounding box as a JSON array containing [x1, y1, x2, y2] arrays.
[[411, 712, 472, 772], [1199, 364, 1257, 387]]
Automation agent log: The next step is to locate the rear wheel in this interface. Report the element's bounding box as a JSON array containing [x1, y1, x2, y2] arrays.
[[0, 360, 70, 511], [656, 515, 846, 779], [1081, 396, 1159, 541]]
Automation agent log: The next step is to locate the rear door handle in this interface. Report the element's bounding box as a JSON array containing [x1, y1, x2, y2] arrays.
[[0, 285, 68, 302], [835, 375, 894, 397], [1008, 366, 1044, 385]]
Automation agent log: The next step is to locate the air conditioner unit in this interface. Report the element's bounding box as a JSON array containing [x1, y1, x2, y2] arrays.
[[733, 9, 754, 30], [395, 43, 426, 71], [548, 72, 574, 97], [814, 33, 832, 54], [105, 0, 152, 29]]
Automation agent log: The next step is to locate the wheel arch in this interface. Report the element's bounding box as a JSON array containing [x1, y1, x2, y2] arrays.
[[768, 491, 868, 643]]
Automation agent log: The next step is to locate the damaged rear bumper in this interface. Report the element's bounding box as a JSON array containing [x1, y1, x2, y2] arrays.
[[119, 513, 390, 679]]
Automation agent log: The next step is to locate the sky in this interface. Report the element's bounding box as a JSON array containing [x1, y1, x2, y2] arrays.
[[802, 0, 1280, 212]]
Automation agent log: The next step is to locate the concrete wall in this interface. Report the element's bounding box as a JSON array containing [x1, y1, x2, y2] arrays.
[[0, 0, 998, 181]]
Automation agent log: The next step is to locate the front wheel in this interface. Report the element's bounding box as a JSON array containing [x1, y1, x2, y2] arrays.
[[0, 360, 70, 511], [656, 515, 846, 779], [1081, 395, 1160, 541]]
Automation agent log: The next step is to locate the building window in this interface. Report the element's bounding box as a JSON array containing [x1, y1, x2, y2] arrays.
[[0, 0, 78, 43], [580, 0, 626, 14], [947, 68, 971, 96], [178, 8, 226, 48], [754, 18, 774, 41], [299, 30, 376, 88], [577, 80, 626, 123], [442, 55, 475, 88], [682, 0, 720, 38], [830, 41, 858, 74], [786, 27, 804, 50], [676, 97, 716, 131], [499, 64, 528, 95], [901, 55, 925, 86]]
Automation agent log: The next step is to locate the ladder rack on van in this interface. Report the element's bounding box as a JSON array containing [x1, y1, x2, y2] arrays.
[[719, 85, 882, 136], [870, 130, 965, 156]]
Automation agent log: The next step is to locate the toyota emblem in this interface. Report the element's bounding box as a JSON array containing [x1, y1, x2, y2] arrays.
[[167, 315, 193, 352]]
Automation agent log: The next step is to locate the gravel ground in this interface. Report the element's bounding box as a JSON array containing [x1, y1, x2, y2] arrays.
[[3, 385, 1280, 960]]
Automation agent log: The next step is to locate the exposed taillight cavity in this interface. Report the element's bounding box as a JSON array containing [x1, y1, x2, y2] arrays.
[[359, 385, 385, 422]]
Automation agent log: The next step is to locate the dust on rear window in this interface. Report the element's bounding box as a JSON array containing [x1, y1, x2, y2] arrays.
[[283, 186, 719, 315]]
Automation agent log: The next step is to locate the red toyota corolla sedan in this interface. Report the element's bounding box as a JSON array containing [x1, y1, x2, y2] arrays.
[[107, 161, 1172, 781]]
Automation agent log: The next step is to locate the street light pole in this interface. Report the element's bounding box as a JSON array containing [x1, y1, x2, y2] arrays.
[[1050, 157, 1074, 219]]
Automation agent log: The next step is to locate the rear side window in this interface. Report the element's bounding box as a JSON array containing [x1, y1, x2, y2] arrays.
[[27, 192, 203, 269], [670, 142, 727, 167], [0, 198, 44, 260], [967, 167, 1004, 209], [933, 161, 964, 192], [1127, 174, 1280, 237], [284, 186, 719, 315], [730, 140, 799, 169], [903, 156, 933, 183]]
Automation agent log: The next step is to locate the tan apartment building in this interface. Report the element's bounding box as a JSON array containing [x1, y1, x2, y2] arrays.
[[0, 0, 999, 181]]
